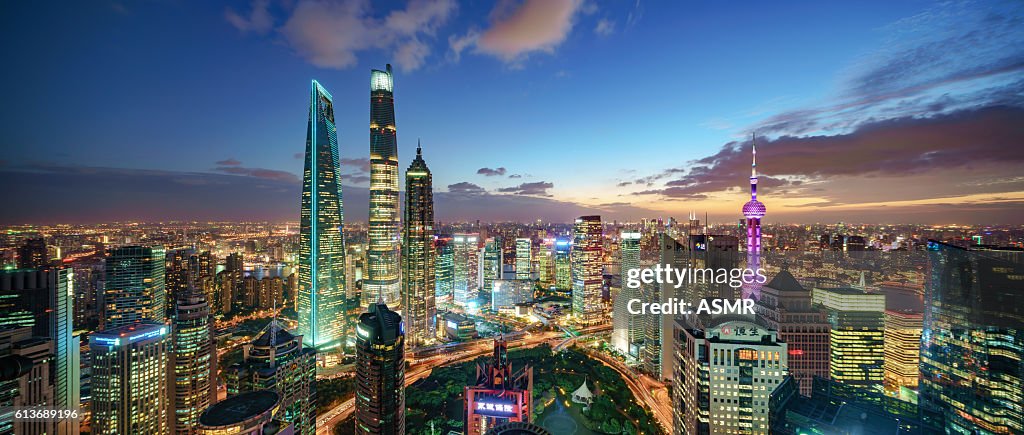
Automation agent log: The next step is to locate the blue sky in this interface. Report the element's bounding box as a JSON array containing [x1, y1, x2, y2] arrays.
[[2, 0, 1022, 224]]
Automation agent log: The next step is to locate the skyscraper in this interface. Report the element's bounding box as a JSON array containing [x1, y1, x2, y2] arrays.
[[435, 237, 454, 308], [572, 216, 602, 325], [401, 143, 436, 347], [742, 136, 766, 300], [224, 321, 316, 435], [299, 80, 348, 350], [365, 64, 401, 308], [17, 237, 47, 269], [674, 319, 787, 435], [171, 287, 217, 435], [920, 241, 1022, 433], [355, 303, 405, 435], [453, 234, 480, 307], [482, 238, 502, 295], [755, 270, 830, 397], [0, 267, 80, 435], [812, 286, 885, 392], [103, 245, 166, 329], [883, 308, 921, 395], [515, 238, 531, 280], [554, 239, 571, 292], [90, 321, 171, 435], [613, 232, 642, 358]]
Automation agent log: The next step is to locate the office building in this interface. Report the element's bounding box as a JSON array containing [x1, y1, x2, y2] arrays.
[[883, 309, 921, 395], [443, 312, 478, 340], [612, 232, 642, 358], [103, 245, 166, 328], [0, 325, 54, 435], [482, 238, 502, 295], [812, 286, 885, 392], [172, 288, 217, 435], [224, 321, 316, 435], [0, 267, 81, 434], [514, 238, 531, 280], [365, 64, 401, 308], [197, 390, 293, 435], [90, 322, 171, 435], [554, 239, 571, 291], [453, 234, 479, 307], [355, 303, 405, 435], [491, 279, 532, 313], [755, 270, 830, 397], [674, 319, 787, 435], [298, 80, 348, 350], [919, 241, 1023, 433], [401, 143, 436, 347], [571, 216, 602, 325], [17, 237, 47, 269], [435, 238, 454, 308]]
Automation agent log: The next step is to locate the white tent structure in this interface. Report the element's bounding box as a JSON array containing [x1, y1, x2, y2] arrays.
[[571, 378, 594, 408]]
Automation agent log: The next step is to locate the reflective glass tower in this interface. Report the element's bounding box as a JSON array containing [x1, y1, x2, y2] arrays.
[[298, 80, 348, 350], [355, 303, 405, 434], [572, 216, 603, 325], [401, 143, 436, 347], [103, 245, 166, 329], [920, 241, 1023, 434], [365, 64, 401, 308]]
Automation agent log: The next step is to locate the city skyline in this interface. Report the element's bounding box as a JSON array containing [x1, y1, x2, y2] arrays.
[[2, 1, 1023, 225]]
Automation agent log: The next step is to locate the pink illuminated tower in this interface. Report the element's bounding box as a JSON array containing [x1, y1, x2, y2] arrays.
[[742, 134, 765, 300]]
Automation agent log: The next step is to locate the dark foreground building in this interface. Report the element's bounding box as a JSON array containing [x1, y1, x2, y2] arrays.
[[355, 303, 405, 434]]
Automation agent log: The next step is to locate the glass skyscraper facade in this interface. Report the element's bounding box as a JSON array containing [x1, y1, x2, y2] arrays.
[[554, 238, 571, 291], [435, 238, 454, 309], [299, 80, 348, 350], [613, 231, 642, 358], [355, 303, 405, 435], [812, 286, 885, 391], [453, 234, 479, 307], [365, 64, 401, 308], [401, 144, 436, 347], [172, 288, 216, 435], [920, 241, 1023, 434], [103, 245, 166, 329], [572, 216, 603, 325], [515, 238, 531, 280]]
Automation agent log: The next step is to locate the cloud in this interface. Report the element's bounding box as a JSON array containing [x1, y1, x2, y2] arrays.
[[509, 174, 522, 179], [448, 181, 486, 194], [632, 105, 1024, 204], [225, 0, 273, 34], [498, 181, 554, 196], [616, 181, 632, 187], [476, 167, 507, 176], [450, 0, 584, 64], [215, 158, 242, 166], [242, 0, 456, 71], [750, 2, 1024, 138], [340, 157, 371, 173], [594, 18, 615, 36], [213, 165, 299, 183], [340, 173, 370, 184]]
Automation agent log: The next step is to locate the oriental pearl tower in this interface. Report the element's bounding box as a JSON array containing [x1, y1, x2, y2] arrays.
[[742, 134, 765, 300]]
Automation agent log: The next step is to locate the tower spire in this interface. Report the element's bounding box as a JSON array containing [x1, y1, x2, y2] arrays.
[[417, 138, 422, 156]]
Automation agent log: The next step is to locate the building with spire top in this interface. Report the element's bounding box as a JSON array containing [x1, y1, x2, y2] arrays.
[[402, 141, 436, 347], [742, 134, 766, 300]]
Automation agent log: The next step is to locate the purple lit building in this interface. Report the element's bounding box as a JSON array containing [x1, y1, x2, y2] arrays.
[[742, 136, 766, 300]]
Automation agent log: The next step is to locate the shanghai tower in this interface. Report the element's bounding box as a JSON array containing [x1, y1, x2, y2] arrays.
[[299, 80, 348, 350], [365, 64, 401, 308]]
